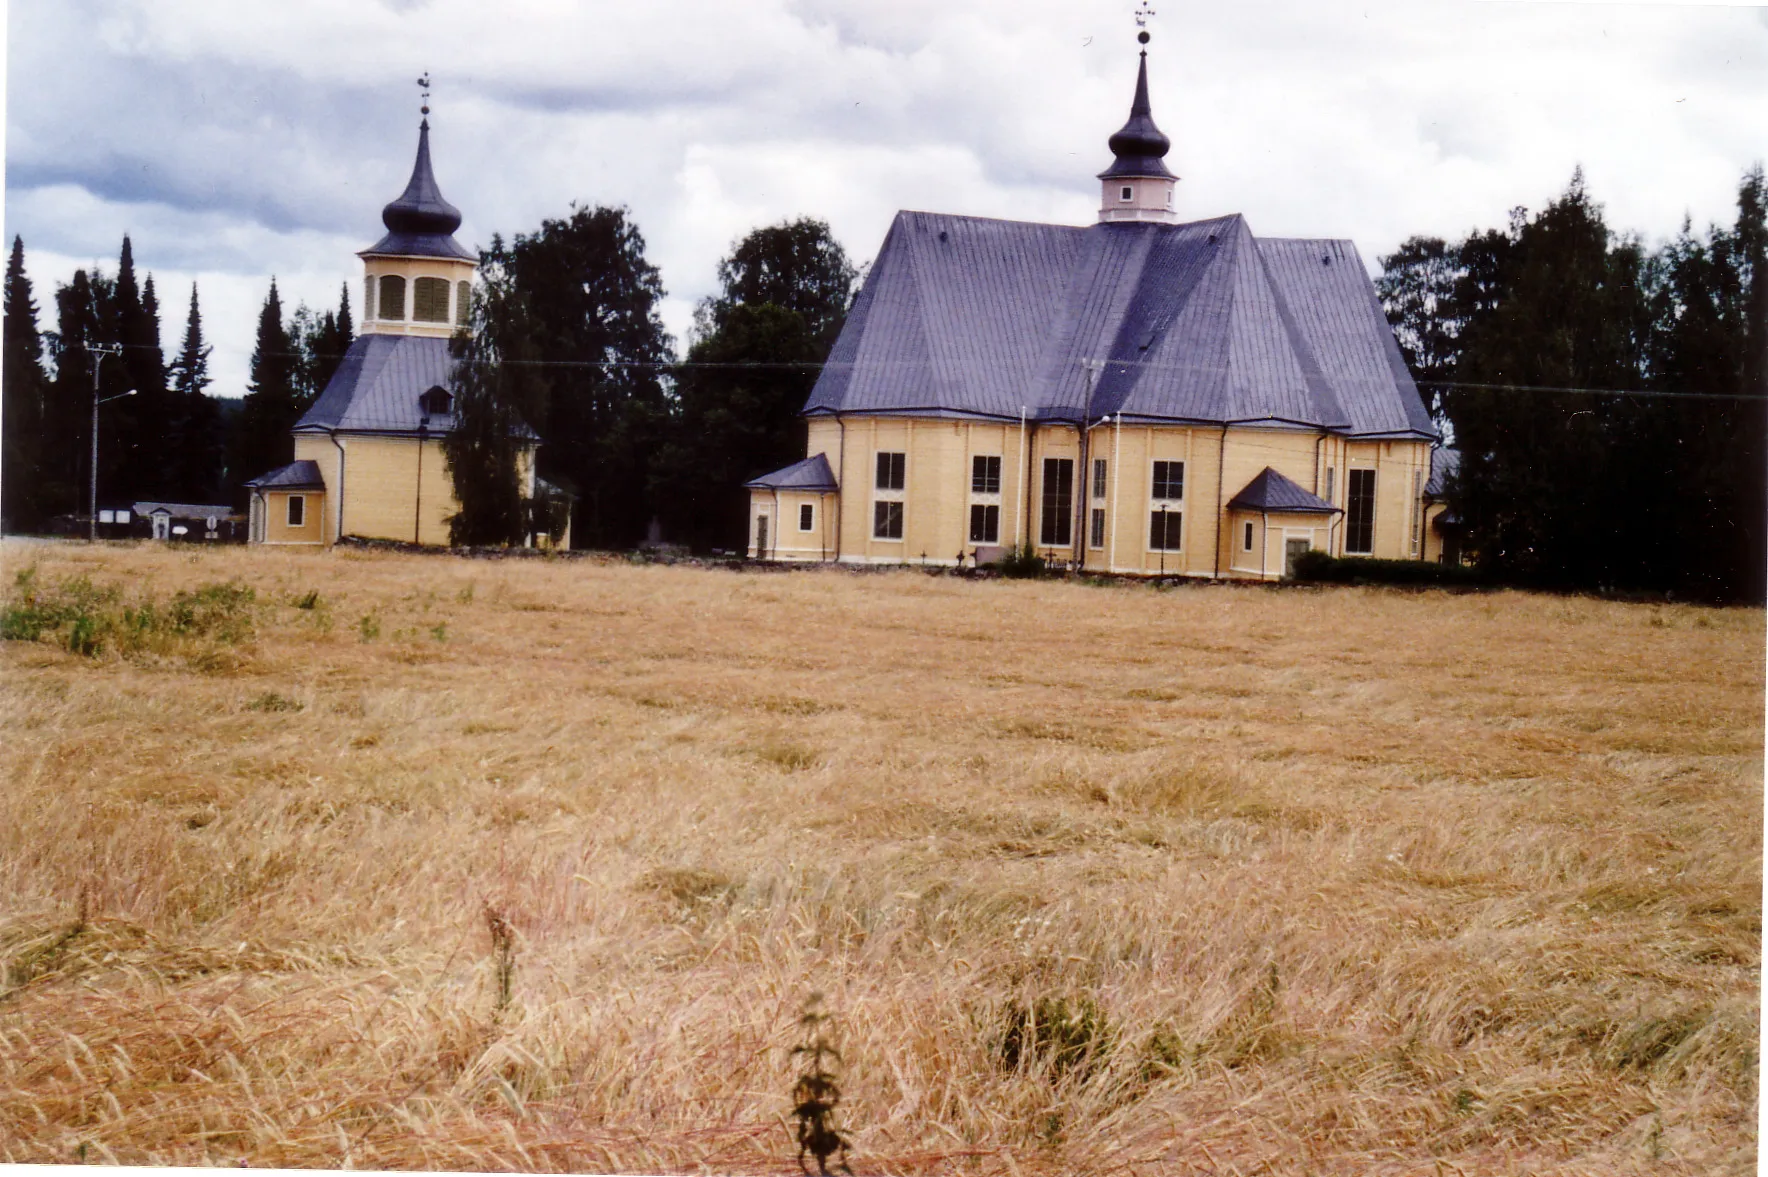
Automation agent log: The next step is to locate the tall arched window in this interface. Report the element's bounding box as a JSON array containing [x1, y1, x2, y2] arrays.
[[457, 281, 471, 326], [413, 277, 449, 322], [378, 275, 406, 321], [363, 275, 376, 321]]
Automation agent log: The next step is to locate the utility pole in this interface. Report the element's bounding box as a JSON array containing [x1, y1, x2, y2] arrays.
[[88, 344, 131, 541]]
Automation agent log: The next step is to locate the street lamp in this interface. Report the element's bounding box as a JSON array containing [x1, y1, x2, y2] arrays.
[[88, 342, 133, 540]]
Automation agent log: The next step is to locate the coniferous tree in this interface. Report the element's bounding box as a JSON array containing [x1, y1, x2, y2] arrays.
[[230, 278, 299, 502], [168, 283, 224, 503], [2, 236, 49, 531], [49, 268, 124, 521], [112, 236, 169, 501]]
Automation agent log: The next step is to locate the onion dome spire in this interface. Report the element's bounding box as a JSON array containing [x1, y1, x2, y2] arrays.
[[1098, 29, 1175, 181], [363, 75, 475, 261]]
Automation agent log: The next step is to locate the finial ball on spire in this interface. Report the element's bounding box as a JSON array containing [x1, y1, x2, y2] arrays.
[[1138, 30, 1150, 44]]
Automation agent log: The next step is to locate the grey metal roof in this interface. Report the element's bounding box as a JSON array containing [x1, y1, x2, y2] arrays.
[[132, 501, 243, 517], [1424, 445, 1459, 497], [361, 120, 476, 262], [1226, 467, 1339, 514], [295, 334, 538, 439], [805, 210, 1437, 442], [745, 453, 840, 492], [242, 461, 325, 491]]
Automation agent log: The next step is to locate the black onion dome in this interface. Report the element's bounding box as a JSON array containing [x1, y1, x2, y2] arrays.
[[362, 119, 476, 261], [1098, 50, 1176, 181]]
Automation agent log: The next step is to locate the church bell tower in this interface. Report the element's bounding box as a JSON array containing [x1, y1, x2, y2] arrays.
[[359, 76, 477, 338], [1098, 27, 1178, 224]]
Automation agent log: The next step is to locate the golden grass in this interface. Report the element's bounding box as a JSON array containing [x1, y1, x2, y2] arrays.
[[0, 539, 1760, 1175]]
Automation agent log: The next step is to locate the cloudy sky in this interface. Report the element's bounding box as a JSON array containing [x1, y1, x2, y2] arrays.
[[6, 0, 1765, 396]]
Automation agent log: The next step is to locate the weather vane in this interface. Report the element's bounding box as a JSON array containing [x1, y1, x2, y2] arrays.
[[417, 72, 431, 118], [1135, 0, 1155, 43]]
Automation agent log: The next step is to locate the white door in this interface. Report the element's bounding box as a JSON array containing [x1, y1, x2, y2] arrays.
[[151, 513, 170, 540]]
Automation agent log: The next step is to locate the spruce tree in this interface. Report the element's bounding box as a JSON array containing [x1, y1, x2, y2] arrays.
[[2, 236, 48, 531], [169, 283, 223, 502], [50, 268, 124, 521], [112, 236, 169, 500], [230, 278, 299, 503]]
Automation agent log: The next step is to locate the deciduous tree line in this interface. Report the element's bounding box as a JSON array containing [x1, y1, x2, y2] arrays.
[[1379, 166, 1767, 602]]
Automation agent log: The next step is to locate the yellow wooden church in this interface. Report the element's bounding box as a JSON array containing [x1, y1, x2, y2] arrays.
[[747, 31, 1442, 579], [243, 112, 567, 549]]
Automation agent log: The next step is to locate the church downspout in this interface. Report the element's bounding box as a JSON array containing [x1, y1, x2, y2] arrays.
[[1110, 412, 1122, 573], [835, 415, 846, 562], [329, 430, 347, 544], [1016, 406, 1028, 551], [1212, 424, 1228, 579]]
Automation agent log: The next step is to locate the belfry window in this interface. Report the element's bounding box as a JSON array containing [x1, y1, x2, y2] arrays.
[[1120, 186, 1133, 202], [413, 277, 450, 323], [378, 275, 406, 321], [364, 276, 376, 321], [457, 281, 472, 326]]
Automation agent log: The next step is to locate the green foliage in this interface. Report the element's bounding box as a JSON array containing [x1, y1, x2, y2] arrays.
[[442, 260, 547, 546], [997, 993, 1115, 1080], [0, 571, 255, 659], [789, 992, 852, 1176], [358, 614, 380, 642], [1291, 550, 1485, 587], [1380, 165, 1768, 601], [245, 691, 302, 713], [698, 217, 858, 352], [166, 282, 226, 504], [997, 544, 1048, 579], [230, 279, 302, 503], [489, 207, 674, 550], [3, 236, 50, 532], [654, 220, 855, 552]]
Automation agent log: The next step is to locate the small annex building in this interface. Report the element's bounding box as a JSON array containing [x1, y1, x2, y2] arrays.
[[244, 106, 567, 549], [747, 31, 1442, 579], [133, 501, 245, 543]]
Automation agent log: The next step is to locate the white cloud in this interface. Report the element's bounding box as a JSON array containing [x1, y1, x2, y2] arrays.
[[7, 0, 1764, 397]]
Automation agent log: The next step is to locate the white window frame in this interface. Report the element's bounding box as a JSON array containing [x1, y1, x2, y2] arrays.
[[1120, 185, 1133, 202], [799, 503, 815, 532], [1243, 519, 1255, 553], [873, 449, 906, 543], [1146, 459, 1185, 554], [287, 495, 306, 528], [969, 502, 1000, 545]]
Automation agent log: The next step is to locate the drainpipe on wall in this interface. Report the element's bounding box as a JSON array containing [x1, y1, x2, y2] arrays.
[[1016, 406, 1028, 551], [1110, 412, 1122, 573], [835, 415, 846, 562], [1261, 510, 1269, 580], [1213, 424, 1228, 579], [329, 430, 348, 544], [772, 488, 780, 560]]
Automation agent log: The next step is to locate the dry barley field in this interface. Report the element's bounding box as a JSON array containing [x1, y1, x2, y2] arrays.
[[0, 539, 1760, 1176]]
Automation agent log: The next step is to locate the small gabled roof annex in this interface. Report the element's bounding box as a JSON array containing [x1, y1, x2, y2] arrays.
[[242, 460, 325, 491], [744, 453, 840, 492], [1227, 467, 1338, 514], [132, 500, 242, 518]]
